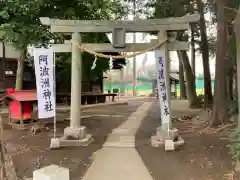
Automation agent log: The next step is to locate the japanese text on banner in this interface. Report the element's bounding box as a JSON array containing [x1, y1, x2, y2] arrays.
[[157, 56, 169, 117], [34, 48, 55, 119]]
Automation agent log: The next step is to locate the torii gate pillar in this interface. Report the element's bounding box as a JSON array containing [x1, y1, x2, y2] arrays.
[[151, 30, 184, 149], [63, 33, 90, 142]]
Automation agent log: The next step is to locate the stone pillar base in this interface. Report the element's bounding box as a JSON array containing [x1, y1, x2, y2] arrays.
[[156, 126, 178, 141], [58, 126, 93, 147], [150, 126, 184, 150], [64, 126, 86, 139]]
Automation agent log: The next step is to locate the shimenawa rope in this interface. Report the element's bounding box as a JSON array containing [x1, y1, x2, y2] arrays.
[[71, 39, 168, 60]]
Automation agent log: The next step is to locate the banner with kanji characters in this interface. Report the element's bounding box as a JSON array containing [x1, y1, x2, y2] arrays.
[[154, 50, 170, 126], [33, 47, 56, 119]]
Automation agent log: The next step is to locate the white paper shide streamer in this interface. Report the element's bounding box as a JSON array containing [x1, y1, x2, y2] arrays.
[[109, 55, 113, 70], [91, 54, 97, 70], [33, 47, 56, 119]]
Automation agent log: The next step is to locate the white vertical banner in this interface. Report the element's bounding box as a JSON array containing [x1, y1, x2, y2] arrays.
[[33, 47, 56, 119], [154, 50, 170, 127]]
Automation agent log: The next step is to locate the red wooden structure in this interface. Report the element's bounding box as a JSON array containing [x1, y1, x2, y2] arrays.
[[4, 88, 37, 126]]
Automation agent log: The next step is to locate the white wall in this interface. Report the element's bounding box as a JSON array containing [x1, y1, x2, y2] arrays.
[[0, 42, 21, 59]]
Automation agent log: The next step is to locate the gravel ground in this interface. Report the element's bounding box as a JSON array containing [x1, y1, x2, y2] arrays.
[[1, 102, 143, 180], [136, 101, 236, 180]]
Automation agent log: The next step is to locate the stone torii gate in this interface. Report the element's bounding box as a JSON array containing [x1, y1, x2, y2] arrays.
[[40, 14, 200, 147]]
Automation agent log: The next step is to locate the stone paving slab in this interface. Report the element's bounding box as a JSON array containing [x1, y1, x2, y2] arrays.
[[103, 102, 153, 148], [103, 135, 135, 148], [82, 101, 154, 180], [82, 147, 153, 180], [111, 128, 138, 135]]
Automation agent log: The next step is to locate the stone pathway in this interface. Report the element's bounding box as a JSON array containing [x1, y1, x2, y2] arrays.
[[82, 102, 154, 180]]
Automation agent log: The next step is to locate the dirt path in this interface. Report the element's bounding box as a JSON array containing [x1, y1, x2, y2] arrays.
[[136, 100, 236, 180], [2, 99, 237, 180], [2, 102, 143, 180]]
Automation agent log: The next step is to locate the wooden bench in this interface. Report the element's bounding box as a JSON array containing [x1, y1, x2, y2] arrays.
[[56, 92, 118, 105]]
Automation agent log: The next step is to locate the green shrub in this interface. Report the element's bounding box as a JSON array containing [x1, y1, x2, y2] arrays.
[[230, 130, 240, 161], [197, 94, 204, 103], [228, 99, 238, 116]]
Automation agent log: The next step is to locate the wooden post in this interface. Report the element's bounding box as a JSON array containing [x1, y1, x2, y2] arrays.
[[120, 68, 125, 95], [70, 32, 82, 128], [132, 0, 137, 96], [0, 113, 6, 180], [20, 103, 23, 125], [108, 72, 112, 101]]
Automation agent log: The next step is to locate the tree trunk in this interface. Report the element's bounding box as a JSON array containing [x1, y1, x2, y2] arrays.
[[190, 24, 196, 76], [177, 50, 200, 108], [120, 68, 125, 94], [0, 142, 5, 180], [2, 42, 5, 59], [196, 0, 213, 108], [0, 113, 6, 180], [15, 50, 26, 90], [178, 54, 187, 99], [227, 23, 237, 100], [228, 74, 234, 100], [0, 42, 6, 89], [210, 1, 228, 126], [235, 6, 240, 129]]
